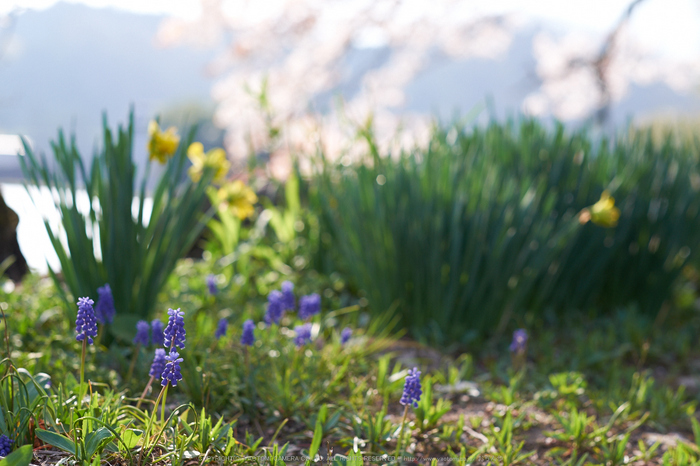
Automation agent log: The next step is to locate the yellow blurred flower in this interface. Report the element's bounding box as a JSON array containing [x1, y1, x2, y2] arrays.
[[208, 181, 258, 219], [147, 120, 180, 164], [579, 191, 620, 228], [187, 142, 231, 183]]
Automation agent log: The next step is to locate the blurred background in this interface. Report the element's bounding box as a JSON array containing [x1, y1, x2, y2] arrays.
[[1, 0, 700, 273]]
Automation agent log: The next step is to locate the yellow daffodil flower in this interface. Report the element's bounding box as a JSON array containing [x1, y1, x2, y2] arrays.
[[147, 120, 180, 164], [208, 180, 258, 219], [579, 191, 620, 228], [187, 142, 231, 183]]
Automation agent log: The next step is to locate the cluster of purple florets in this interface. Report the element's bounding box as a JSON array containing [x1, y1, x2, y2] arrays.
[[149, 348, 167, 379], [400, 368, 423, 408], [241, 320, 255, 346], [159, 308, 187, 387], [293, 323, 313, 348], [151, 320, 164, 346], [161, 351, 184, 387], [75, 297, 98, 345], [0, 434, 12, 456], [95, 284, 115, 325], [215, 318, 228, 340], [163, 308, 186, 350], [207, 274, 218, 296], [509, 329, 528, 355], [134, 321, 150, 346]]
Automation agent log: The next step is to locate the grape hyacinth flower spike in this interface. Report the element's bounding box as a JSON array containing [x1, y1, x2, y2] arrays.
[[400, 367, 423, 408], [215, 318, 228, 340], [137, 348, 167, 407], [164, 308, 186, 350], [264, 291, 284, 325], [341, 327, 352, 345], [149, 348, 167, 379], [95, 284, 115, 324], [509, 328, 528, 372], [280, 281, 295, 311], [0, 434, 12, 456], [134, 321, 150, 346], [161, 351, 184, 387], [509, 329, 528, 355], [151, 320, 165, 346], [293, 323, 312, 348], [298, 293, 321, 320], [75, 297, 98, 345], [396, 367, 422, 456], [207, 274, 218, 295], [75, 297, 97, 405], [241, 320, 255, 346]]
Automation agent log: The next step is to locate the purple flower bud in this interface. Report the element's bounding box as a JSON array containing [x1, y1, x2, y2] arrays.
[[298, 293, 321, 320], [341, 327, 352, 345], [133, 320, 150, 346], [95, 284, 115, 324], [264, 291, 285, 325], [164, 308, 186, 350], [215, 318, 228, 340], [400, 367, 422, 408], [149, 348, 167, 378], [151, 320, 164, 346], [293, 323, 312, 348], [241, 319, 255, 346], [280, 281, 295, 311], [161, 350, 184, 387], [207, 274, 218, 295], [509, 329, 528, 354], [75, 297, 98, 345]]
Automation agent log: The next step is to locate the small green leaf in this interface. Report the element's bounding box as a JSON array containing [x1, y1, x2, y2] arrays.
[[308, 413, 324, 460], [0, 444, 33, 466], [85, 427, 113, 457], [120, 429, 142, 450], [35, 428, 76, 455]]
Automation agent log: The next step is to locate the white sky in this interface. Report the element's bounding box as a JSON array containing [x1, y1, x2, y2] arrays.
[[2, 0, 699, 61]]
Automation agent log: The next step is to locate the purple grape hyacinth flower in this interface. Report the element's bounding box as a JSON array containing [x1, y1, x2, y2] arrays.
[[264, 291, 285, 325], [215, 318, 228, 340], [298, 293, 321, 320], [0, 434, 12, 456], [149, 348, 167, 378], [241, 319, 255, 346], [95, 284, 115, 324], [341, 327, 352, 345], [164, 308, 186, 350], [134, 320, 150, 346], [75, 297, 98, 345], [151, 320, 165, 346], [509, 329, 528, 354], [293, 323, 312, 347], [400, 367, 422, 408], [280, 281, 295, 311], [207, 274, 218, 295], [161, 350, 184, 387]]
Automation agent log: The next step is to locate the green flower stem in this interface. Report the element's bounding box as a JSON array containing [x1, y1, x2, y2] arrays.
[[126, 343, 141, 384], [136, 375, 155, 409], [394, 405, 409, 460], [79, 338, 87, 405], [139, 383, 167, 466]]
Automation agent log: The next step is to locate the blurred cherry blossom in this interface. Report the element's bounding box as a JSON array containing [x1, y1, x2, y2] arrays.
[[156, 0, 700, 167]]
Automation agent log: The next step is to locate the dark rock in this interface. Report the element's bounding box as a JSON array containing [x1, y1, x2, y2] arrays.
[[0, 190, 28, 281]]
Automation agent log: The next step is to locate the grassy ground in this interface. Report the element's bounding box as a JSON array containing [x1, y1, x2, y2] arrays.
[[1, 263, 700, 465]]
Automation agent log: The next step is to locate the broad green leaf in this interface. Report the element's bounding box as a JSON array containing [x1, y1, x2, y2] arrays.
[[0, 445, 33, 466], [35, 429, 75, 455]]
